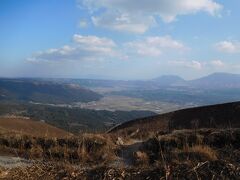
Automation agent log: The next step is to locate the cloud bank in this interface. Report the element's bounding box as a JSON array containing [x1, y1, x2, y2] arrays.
[[82, 0, 222, 33], [126, 36, 187, 57], [215, 40, 240, 53], [28, 35, 118, 62], [28, 35, 188, 62]]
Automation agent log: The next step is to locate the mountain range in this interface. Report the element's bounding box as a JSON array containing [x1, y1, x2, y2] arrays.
[[0, 72, 240, 105], [189, 72, 240, 89], [66, 72, 240, 90], [152, 72, 240, 89], [0, 78, 102, 104]]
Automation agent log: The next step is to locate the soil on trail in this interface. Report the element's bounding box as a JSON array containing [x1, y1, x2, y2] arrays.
[[117, 141, 143, 166], [0, 155, 32, 168]]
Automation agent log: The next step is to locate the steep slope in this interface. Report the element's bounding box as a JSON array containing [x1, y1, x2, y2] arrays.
[[108, 101, 240, 134], [0, 79, 102, 104], [0, 116, 70, 138]]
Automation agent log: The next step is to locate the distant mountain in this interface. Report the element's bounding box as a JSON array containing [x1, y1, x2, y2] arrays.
[[1, 72, 240, 105], [153, 73, 240, 88], [0, 79, 102, 104], [152, 75, 186, 86], [44, 73, 240, 90], [63, 75, 186, 90], [189, 72, 240, 89]]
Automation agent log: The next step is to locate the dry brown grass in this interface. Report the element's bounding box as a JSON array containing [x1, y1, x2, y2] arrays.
[[0, 128, 240, 179], [0, 116, 71, 138], [180, 145, 218, 161], [134, 151, 149, 165], [79, 133, 117, 163], [158, 134, 178, 142], [0, 130, 118, 165]]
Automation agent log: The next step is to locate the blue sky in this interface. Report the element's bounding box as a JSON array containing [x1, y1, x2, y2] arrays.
[[1, 0, 240, 80]]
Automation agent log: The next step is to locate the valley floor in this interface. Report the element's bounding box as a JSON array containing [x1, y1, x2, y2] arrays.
[[73, 95, 184, 113]]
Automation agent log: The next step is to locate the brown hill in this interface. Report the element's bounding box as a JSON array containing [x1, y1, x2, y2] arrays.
[[108, 101, 240, 136], [0, 116, 71, 138]]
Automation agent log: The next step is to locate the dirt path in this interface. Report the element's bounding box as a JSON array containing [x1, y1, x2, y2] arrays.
[[0, 156, 32, 168], [117, 139, 144, 166]]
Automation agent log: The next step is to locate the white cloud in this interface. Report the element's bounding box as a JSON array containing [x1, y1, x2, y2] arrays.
[[28, 34, 188, 63], [78, 19, 88, 28], [28, 34, 118, 62], [73, 34, 116, 48], [210, 60, 224, 67], [170, 60, 203, 70], [215, 41, 240, 53], [81, 0, 222, 33], [170, 59, 227, 70], [190, 60, 203, 70], [126, 36, 187, 57], [92, 12, 156, 34]]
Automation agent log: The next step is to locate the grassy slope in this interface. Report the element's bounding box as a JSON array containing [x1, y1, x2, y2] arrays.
[[0, 116, 70, 138], [109, 101, 240, 135], [0, 103, 156, 133]]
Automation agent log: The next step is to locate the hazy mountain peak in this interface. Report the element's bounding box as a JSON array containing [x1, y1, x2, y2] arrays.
[[207, 72, 239, 77], [152, 75, 186, 86], [190, 72, 240, 88], [154, 75, 184, 80]]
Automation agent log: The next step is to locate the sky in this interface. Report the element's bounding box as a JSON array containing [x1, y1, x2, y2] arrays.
[[1, 0, 240, 80]]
